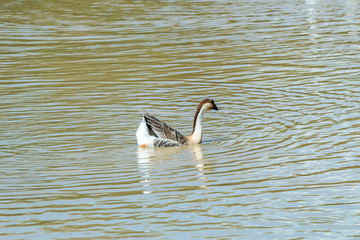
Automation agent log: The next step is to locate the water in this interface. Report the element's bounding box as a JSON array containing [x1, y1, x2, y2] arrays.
[[1, 0, 360, 239]]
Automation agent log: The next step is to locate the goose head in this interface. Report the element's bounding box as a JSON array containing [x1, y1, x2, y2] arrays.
[[201, 98, 218, 111]]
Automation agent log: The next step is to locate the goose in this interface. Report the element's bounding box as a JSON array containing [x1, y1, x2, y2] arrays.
[[136, 99, 218, 147]]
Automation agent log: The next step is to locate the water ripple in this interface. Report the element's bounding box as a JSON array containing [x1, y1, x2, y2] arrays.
[[2, 0, 360, 239]]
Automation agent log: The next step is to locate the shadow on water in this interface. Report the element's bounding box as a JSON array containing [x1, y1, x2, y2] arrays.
[[136, 144, 208, 194]]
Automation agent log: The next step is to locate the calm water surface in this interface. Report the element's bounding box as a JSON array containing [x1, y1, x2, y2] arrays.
[[1, 0, 360, 239]]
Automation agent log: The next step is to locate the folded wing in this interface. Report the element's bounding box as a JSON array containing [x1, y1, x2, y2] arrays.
[[144, 114, 187, 145]]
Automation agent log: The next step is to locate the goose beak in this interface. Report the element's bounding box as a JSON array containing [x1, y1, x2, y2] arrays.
[[213, 103, 219, 111]]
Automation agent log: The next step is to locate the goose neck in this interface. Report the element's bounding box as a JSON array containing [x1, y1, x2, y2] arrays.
[[188, 104, 207, 144]]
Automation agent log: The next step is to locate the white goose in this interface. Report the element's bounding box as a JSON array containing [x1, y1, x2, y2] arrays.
[[136, 99, 219, 147]]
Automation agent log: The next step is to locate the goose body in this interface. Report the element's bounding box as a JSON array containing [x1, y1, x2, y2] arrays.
[[136, 99, 218, 147]]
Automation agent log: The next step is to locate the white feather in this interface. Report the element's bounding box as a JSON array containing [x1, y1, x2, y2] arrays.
[[136, 116, 156, 147]]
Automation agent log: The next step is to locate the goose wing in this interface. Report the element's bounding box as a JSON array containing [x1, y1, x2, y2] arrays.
[[144, 114, 187, 144], [153, 139, 182, 147]]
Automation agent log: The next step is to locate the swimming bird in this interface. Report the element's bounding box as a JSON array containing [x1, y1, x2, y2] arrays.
[[136, 99, 219, 147]]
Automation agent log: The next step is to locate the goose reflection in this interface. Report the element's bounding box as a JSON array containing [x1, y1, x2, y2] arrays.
[[136, 144, 207, 194]]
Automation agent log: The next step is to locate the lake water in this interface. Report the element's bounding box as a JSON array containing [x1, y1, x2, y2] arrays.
[[1, 0, 360, 239]]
